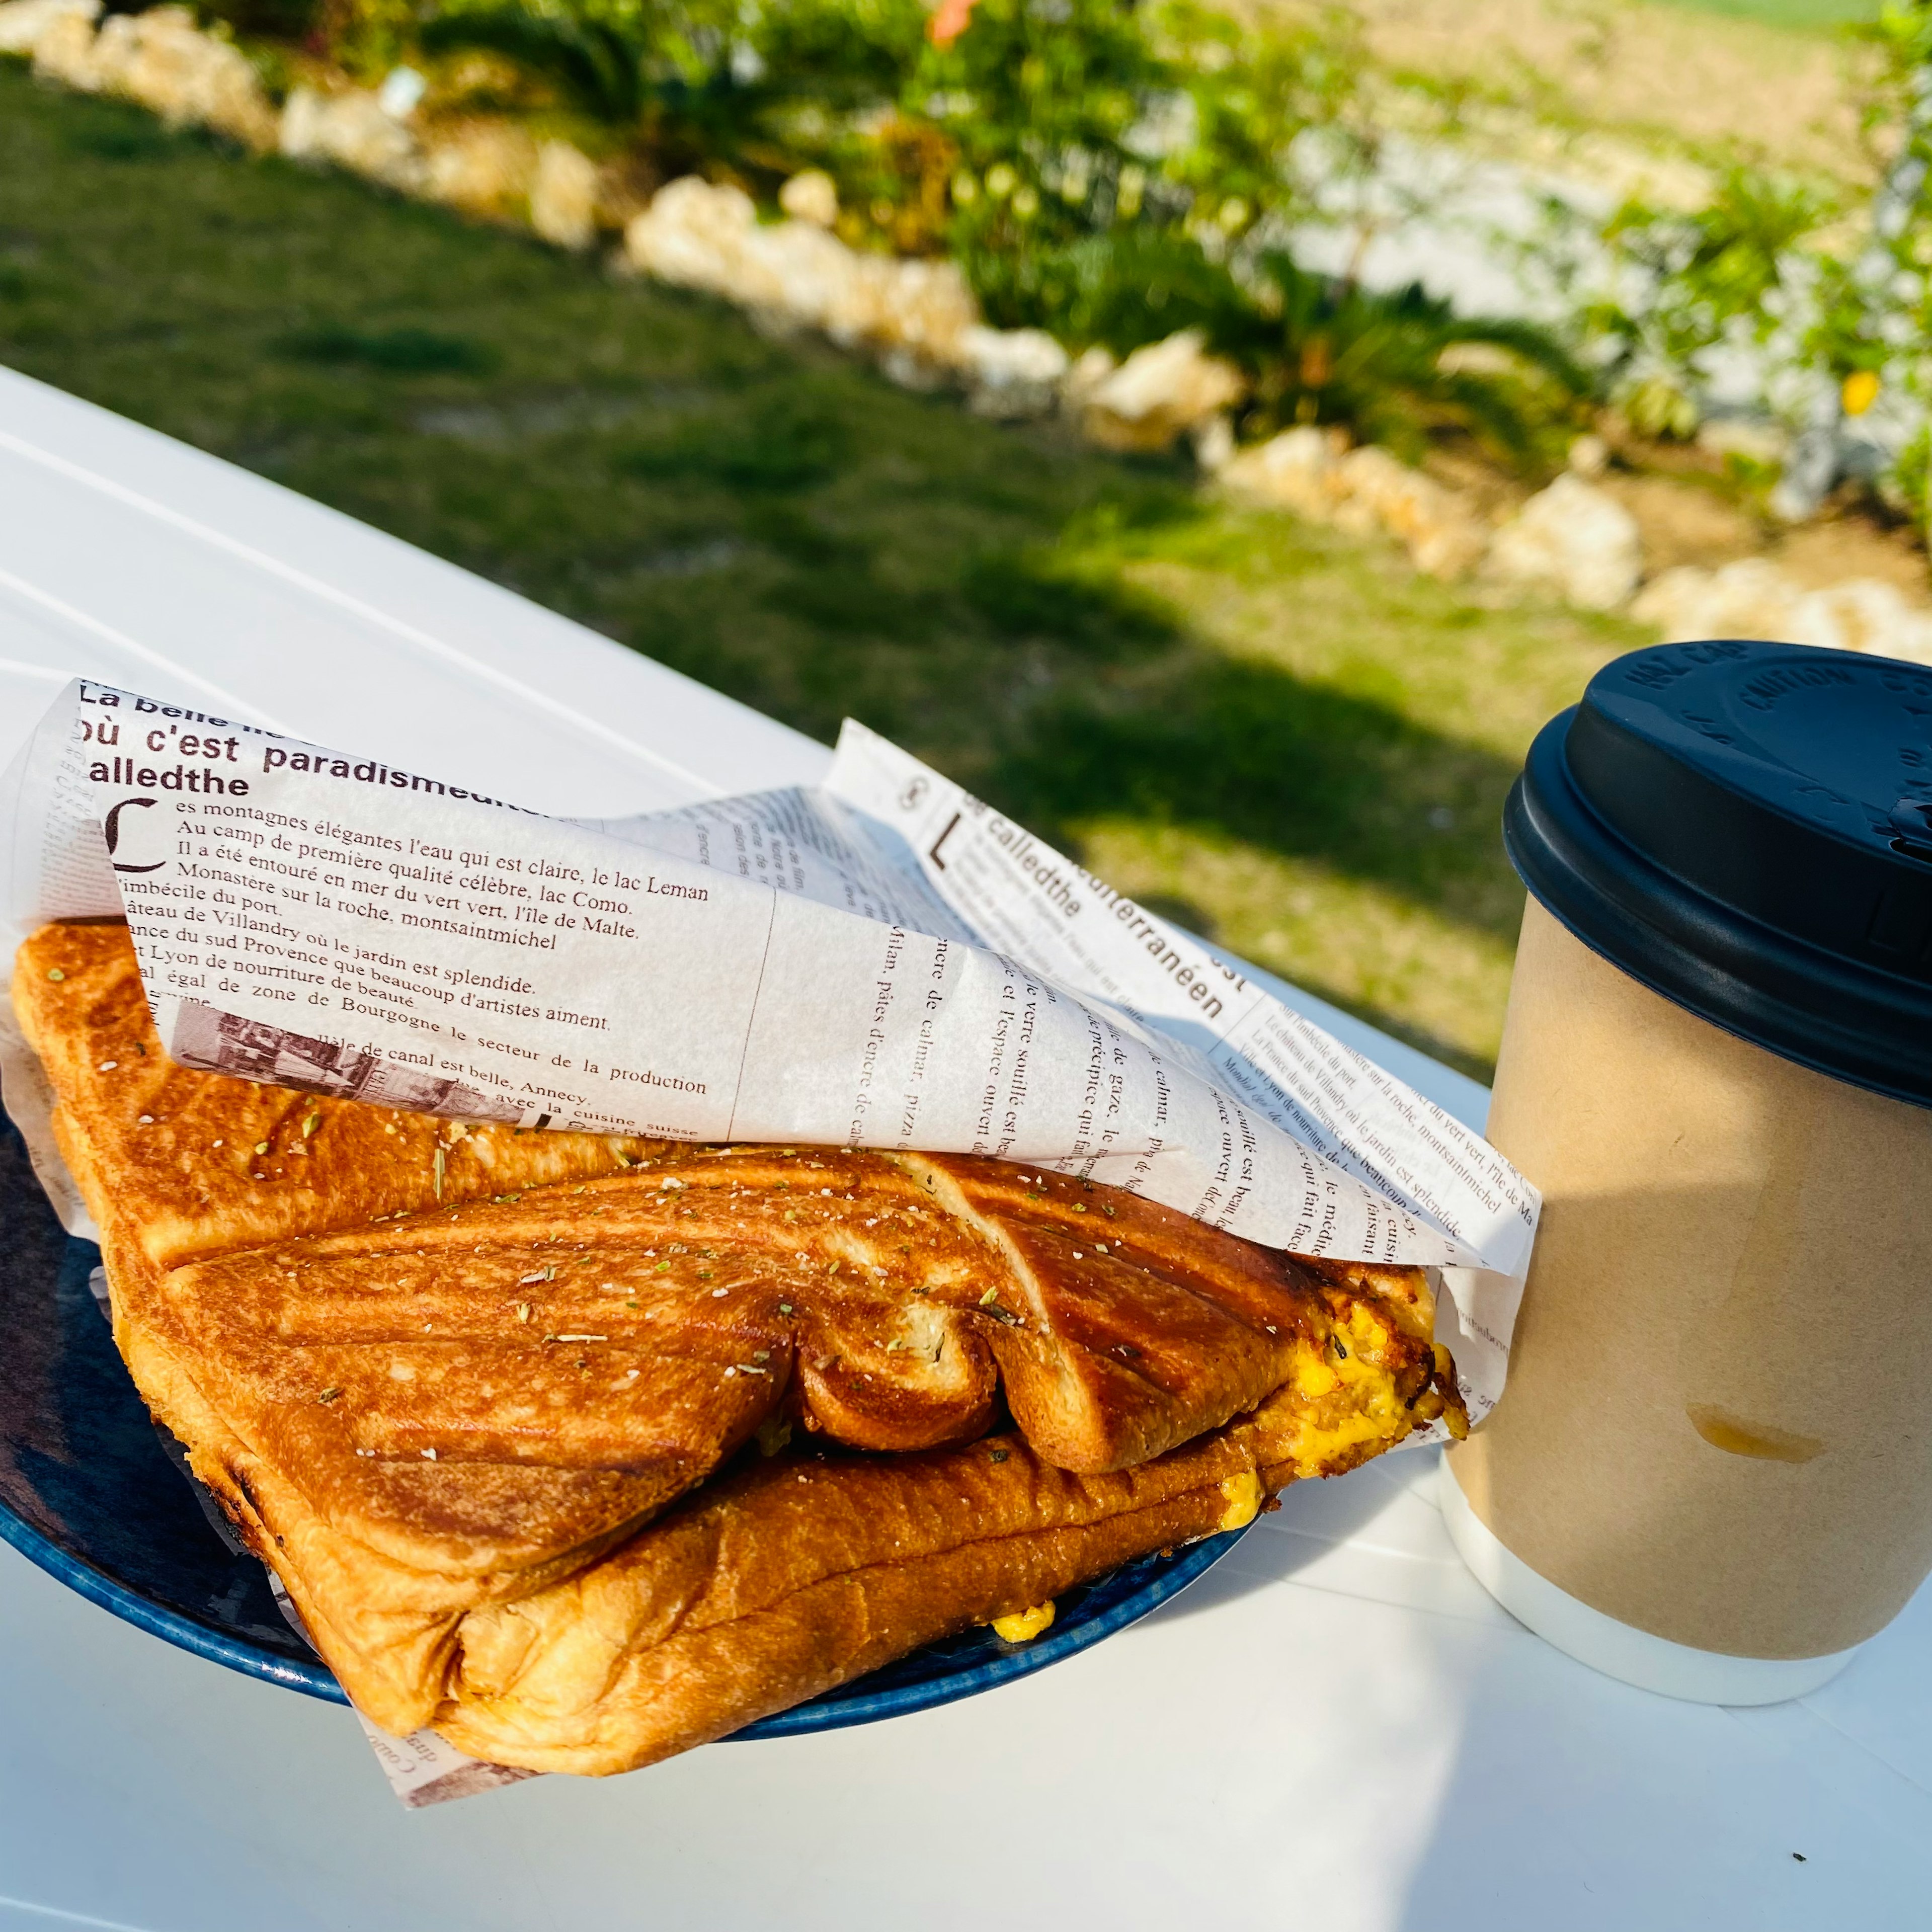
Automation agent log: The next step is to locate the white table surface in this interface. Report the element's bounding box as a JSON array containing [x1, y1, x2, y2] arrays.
[[2, 362, 1927, 1930]]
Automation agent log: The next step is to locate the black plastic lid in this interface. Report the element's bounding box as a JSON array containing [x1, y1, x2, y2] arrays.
[[1506, 639, 1932, 1109]]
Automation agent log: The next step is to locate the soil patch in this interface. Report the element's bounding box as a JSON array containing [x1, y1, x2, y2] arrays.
[[1770, 515, 1932, 596], [1600, 472, 1762, 573], [1282, 0, 1875, 182]]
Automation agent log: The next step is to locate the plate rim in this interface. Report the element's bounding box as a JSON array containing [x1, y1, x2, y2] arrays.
[[0, 1487, 344, 1700], [0, 1448, 1249, 1736]]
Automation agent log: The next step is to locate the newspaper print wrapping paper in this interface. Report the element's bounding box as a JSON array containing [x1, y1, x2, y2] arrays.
[[3, 678, 1538, 1416]]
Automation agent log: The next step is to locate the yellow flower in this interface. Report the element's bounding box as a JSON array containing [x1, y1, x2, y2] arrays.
[[1842, 370, 1881, 417]]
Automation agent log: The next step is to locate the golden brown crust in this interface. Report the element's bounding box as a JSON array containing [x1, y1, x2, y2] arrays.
[[433, 1308, 1447, 1776], [438, 1432, 1254, 1773], [898, 1153, 1329, 1472], [13, 921, 1457, 1766], [13, 921, 661, 1272]]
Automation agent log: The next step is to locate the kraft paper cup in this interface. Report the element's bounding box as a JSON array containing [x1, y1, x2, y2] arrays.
[[1448, 900, 1932, 1695], [1445, 642, 1932, 1701]]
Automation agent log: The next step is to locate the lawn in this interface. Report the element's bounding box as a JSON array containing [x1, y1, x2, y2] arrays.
[[1654, 0, 1875, 25], [0, 65, 1645, 1081]]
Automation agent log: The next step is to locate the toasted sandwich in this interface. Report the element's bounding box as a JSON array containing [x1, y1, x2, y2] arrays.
[[13, 920, 1464, 1770]]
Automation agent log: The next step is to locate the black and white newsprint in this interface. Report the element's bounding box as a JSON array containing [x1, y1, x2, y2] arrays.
[[4, 679, 1538, 1417]]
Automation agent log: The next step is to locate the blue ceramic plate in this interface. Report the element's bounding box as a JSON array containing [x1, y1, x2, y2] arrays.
[[0, 1118, 1244, 1737]]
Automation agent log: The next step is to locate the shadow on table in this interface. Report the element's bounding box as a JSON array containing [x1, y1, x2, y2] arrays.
[[1374, 1616, 1932, 1930]]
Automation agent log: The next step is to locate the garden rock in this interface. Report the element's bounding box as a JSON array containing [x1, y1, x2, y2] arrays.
[[1336, 447, 1490, 579], [1191, 412, 1236, 472], [30, 6, 275, 149], [956, 326, 1070, 420], [892, 262, 980, 368], [281, 85, 426, 194], [529, 140, 598, 250], [623, 176, 756, 291], [623, 177, 981, 378], [1488, 473, 1641, 610], [374, 64, 424, 120], [1799, 579, 1932, 659], [0, 0, 95, 58], [763, 222, 877, 335], [1631, 558, 1802, 644], [98, 7, 276, 150], [1633, 559, 1932, 662], [627, 179, 848, 328], [1223, 430, 1487, 578], [778, 169, 839, 229], [1079, 330, 1245, 453], [1566, 433, 1609, 479], [849, 257, 979, 372], [25, 5, 92, 80], [1060, 347, 1118, 415], [1221, 426, 1342, 520], [421, 119, 536, 219]]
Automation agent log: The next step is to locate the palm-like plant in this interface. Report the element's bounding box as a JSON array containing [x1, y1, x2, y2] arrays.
[[420, 0, 790, 169], [419, 7, 650, 124], [419, 0, 929, 173], [1014, 231, 1586, 465], [1217, 254, 1588, 466]]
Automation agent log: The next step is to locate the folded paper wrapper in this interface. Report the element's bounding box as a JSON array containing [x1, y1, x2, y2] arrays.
[[0, 680, 1542, 1798], [1, 680, 1538, 1403]]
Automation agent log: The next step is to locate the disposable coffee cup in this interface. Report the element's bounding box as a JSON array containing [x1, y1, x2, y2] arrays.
[[1446, 640, 1932, 1704]]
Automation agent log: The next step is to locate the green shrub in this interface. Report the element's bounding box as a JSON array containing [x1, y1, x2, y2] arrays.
[[1587, 168, 1833, 436], [909, 0, 1344, 314], [1218, 255, 1589, 464], [231, 0, 1587, 472]]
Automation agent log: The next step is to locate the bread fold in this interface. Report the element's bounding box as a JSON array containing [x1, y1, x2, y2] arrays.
[[436, 1335, 1437, 1775]]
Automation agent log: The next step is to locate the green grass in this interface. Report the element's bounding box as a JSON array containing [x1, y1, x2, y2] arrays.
[[0, 64, 1645, 1080], [1646, 0, 1876, 29]]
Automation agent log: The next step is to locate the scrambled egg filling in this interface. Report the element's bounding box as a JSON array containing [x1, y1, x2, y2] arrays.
[[991, 1601, 1057, 1643], [1217, 1469, 1263, 1531], [1274, 1298, 1440, 1477]]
